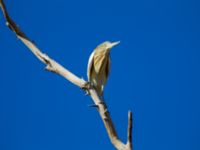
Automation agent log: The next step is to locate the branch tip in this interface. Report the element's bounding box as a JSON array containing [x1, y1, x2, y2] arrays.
[[127, 111, 132, 149]]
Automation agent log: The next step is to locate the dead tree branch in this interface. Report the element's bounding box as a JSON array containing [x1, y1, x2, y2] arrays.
[[0, 1, 132, 150]]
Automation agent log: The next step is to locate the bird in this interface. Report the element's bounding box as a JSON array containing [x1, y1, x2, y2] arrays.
[[87, 41, 120, 97]]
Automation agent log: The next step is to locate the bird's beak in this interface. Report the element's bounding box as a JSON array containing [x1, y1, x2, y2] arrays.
[[109, 41, 120, 48]]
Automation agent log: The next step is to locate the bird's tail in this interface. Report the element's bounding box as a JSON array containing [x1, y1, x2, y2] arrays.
[[95, 85, 104, 98]]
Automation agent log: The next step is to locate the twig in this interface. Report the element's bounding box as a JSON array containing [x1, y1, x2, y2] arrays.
[[127, 111, 133, 149], [0, 1, 132, 149]]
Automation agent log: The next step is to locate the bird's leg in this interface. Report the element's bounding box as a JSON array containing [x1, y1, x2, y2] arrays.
[[81, 81, 91, 95]]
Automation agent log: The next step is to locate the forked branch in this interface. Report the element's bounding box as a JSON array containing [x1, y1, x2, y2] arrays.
[[0, 1, 132, 149]]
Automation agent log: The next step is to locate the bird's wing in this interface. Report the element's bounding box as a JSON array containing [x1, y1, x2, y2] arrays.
[[105, 55, 111, 81], [87, 51, 94, 81], [100, 55, 111, 94]]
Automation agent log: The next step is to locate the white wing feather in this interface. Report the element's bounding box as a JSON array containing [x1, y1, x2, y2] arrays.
[[87, 51, 94, 81]]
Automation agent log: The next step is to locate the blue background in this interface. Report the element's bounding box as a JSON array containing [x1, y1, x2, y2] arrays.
[[0, 0, 200, 150]]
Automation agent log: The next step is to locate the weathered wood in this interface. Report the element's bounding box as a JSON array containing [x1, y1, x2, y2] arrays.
[[0, 1, 132, 149]]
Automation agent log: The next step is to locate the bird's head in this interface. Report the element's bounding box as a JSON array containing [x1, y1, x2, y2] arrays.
[[104, 41, 120, 50], [97, 41, 120, 52]]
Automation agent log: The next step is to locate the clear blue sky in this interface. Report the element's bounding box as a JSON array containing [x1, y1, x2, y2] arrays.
[[0, 0, 200, 150]]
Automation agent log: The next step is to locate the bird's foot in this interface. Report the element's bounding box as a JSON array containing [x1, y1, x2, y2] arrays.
[[81, 81, 91, 95]]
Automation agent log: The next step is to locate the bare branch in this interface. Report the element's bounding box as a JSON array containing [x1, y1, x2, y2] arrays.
[[127, 111, 133, 149], [0, 1, 133, 150], [0, 0, 86, 88]]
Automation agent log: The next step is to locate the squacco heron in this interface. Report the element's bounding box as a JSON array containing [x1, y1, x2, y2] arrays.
[[87, 41, 120, 96]]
